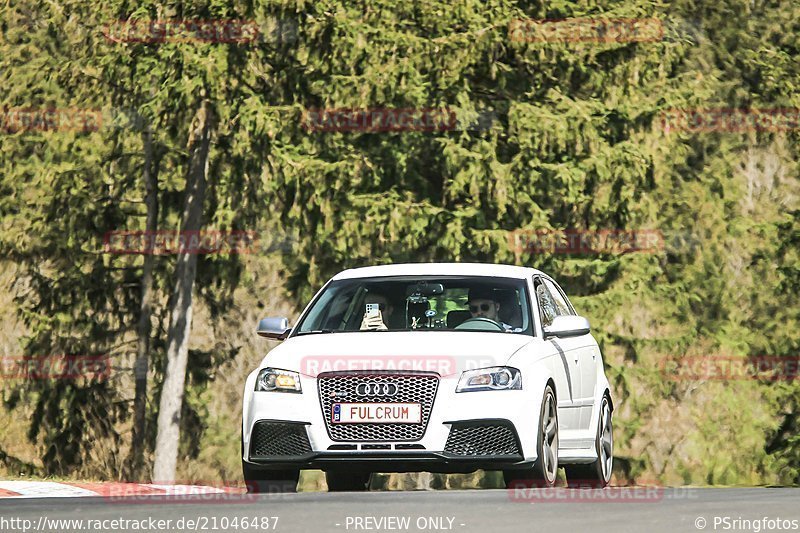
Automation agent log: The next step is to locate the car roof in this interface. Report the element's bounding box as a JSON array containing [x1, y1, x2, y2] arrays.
[[332, 262, 546, 281]]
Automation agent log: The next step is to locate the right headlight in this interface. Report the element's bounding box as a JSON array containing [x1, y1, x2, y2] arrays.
[[255, 367, 302, 393], [456, 366, 521, 392]]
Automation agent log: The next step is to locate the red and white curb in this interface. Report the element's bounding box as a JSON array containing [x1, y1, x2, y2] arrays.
[[0, 481, 245, 499]]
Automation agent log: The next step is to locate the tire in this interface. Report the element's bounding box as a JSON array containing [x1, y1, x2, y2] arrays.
[[242, 461, 299, 493], [564, 395, 613, 488], [504, 384, 559, 488], [325, 471, 372, 492]]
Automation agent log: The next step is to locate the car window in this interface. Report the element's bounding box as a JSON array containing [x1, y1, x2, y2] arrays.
[[535, 279, 557, 328], [300, 282, 360, 331], [543, 278, 575, 316], [295, 276, 533, 335]]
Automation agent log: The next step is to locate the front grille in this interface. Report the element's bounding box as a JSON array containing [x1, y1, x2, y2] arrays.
[[444, 422, 521, 456], [249, 421, 312, 458], [318, 371, 439, 442]]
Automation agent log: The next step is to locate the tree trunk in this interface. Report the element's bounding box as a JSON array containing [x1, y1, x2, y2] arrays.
[[125, 126, 159, 481], [152, 100, 213, 482]]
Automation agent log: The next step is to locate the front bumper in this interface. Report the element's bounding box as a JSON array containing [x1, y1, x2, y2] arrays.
[[243, 371, 541, 471], [244, 451, 532, 474], [244, 418, 528, 473]]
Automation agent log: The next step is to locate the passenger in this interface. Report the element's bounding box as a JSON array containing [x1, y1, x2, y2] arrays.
[[359, 292, 394, 330]]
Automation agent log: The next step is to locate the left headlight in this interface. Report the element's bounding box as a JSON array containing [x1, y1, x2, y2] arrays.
[[255, 367, 302, 393], [456, 366, 521, 392]]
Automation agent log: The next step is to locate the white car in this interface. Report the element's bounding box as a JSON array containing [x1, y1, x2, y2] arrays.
[[242, 263, 613, 491]]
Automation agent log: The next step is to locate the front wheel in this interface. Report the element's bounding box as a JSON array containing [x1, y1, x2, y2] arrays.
[[564, 395, 613, 488], [242, 461, 299, 493], [504, 384, 559, 488], [325, 471, 372, 491]]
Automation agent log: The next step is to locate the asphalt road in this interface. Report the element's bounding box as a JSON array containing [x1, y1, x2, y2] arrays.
[[2, 488, 799, 533]]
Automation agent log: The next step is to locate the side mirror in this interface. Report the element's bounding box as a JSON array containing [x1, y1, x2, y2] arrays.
[[543, 315, 590, 338], [257, 317, 291, 340]]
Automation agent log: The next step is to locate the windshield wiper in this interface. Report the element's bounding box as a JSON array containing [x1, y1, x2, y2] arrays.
[[295, 329, 337, 336]]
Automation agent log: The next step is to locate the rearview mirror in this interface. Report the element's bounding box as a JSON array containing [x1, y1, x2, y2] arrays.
[[543, 315, 590, 338], [257, 317, 291, 340], [406, 282, 444, 297]]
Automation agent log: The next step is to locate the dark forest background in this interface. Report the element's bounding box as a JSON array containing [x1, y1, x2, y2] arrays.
[[0, 0, 798, 486]]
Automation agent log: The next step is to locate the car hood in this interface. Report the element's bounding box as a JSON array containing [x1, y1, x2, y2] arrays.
[[260, 331, 534, 378]]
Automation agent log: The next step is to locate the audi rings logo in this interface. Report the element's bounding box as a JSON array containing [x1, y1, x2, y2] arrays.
[[355, 382, 399, 396]]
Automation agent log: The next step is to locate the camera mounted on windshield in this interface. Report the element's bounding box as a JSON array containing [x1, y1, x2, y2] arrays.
[[405, 282, 444, 329]]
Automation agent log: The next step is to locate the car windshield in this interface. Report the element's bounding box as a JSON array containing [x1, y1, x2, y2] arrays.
[[295, 276, 532, 335]]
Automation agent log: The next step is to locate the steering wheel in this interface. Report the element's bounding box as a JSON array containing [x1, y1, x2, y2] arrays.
[[455, 317, 504, 332]]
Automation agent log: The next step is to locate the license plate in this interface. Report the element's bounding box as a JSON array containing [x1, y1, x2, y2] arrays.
[[332, 403, 422, 424]]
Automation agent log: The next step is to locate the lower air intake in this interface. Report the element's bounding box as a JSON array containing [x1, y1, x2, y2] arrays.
[[444, 421, 521, 456], [249, 421, 312, 458]]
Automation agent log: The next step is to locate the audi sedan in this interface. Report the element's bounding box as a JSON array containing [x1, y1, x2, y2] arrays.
[[242, 263, 613, 491]]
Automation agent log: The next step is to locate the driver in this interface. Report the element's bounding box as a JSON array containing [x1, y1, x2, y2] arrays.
[[468, 288, 521, 332]]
